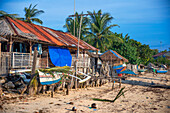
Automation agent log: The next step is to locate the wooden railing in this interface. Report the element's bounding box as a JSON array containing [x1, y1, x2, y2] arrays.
[[11, 52, 32, 68], [0, 52, 10, 75], [71, 56, 90, 68]]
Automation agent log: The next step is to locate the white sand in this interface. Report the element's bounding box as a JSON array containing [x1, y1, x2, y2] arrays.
[[1, 73, 170, 113]]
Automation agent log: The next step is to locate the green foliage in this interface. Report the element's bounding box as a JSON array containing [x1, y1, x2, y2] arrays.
[[86, 10, 121, 52], [63, 12, 90, 40], [18, 4, 44, 24], [153, 56, 170, 66], [64, 10, 121, 52], [39, 66, 73, 74], [108, 33, 160, 65]]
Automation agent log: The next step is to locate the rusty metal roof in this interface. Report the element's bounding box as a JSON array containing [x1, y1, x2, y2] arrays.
[[1, 17, 97, 51]]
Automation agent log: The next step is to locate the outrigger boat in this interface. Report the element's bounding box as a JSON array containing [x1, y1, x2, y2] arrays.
[[10, 66, 91, 85], [38, 70, 63, 85], [38, 68, 91, 85]]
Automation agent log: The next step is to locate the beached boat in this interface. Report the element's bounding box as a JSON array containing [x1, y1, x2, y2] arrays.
[[38, 70, 63, 85], [156, 70, 168, 73], [38, 69, 91, 85]]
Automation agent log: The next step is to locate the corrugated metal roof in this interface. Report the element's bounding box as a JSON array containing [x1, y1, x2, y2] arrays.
[[3, 17, 97, 51]]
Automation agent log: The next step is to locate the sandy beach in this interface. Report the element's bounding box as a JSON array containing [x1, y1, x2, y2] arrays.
[[1, 73, 170, 113]]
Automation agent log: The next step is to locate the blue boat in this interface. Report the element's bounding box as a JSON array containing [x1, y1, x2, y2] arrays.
[[156, 70, 168, 73]]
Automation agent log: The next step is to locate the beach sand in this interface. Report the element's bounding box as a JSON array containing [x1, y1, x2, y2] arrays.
[[1, 73, 170, 113]]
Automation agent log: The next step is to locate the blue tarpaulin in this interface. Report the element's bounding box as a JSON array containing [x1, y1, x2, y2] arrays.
[[48, 46, 72, 67], [113, 64, 124, 69], [116, 67, 126, 73]]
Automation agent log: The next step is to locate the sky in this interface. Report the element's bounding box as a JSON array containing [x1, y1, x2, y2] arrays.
[[0, 0, 170, 51]]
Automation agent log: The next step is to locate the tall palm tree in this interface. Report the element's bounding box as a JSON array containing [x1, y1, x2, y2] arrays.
[[0, 10, 19, 19], [64, 12, 90, 40], [86, 10, 121, 52], [19, 4, 44, 24]]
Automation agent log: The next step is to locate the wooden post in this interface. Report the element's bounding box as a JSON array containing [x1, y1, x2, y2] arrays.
[[29, 42, 32, 56], [119, 78, 121, 88], [43, 85, 46, 94], [92, 66, 94, 76], [66, 83, 69, 95], [8, 36, 13, 72], [46, 49, 49, 68], [28, 47, 38, 95], [31, 47, 38, 74], [112, 80, 115, 90], [51, 85, 54, 98]]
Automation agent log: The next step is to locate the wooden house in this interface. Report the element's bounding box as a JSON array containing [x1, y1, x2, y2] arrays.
[[100, 50, 128, 66], [0, 16, 97, 75]]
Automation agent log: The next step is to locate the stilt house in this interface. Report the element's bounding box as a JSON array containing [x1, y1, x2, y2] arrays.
[[0, 16, 97, 75]]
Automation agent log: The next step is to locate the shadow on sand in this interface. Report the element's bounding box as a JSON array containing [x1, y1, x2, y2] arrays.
[[121, 79, 170, 89]]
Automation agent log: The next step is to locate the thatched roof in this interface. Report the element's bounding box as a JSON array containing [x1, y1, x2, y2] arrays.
[[0, 17, 97, 51], [87, 51, 99, 58], [100, 50, 128, 62], [0, 36, 8, 41]]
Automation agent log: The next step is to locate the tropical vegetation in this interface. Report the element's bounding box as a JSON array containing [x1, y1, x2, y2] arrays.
[[64, 10, 121, 52], [64, 10, 169, 65], [18, 4, 44, 24]]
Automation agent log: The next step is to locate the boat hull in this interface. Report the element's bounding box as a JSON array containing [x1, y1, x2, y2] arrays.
[[38, 70, 62, 85], [156, 70, 168, 73]]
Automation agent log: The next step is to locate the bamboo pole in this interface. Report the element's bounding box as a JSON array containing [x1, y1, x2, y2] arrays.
[[75, 15, 83, 90], [8, 35, 13, 72]]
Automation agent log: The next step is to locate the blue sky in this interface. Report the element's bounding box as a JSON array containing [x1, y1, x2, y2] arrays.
[[0, 0, 170, 51]]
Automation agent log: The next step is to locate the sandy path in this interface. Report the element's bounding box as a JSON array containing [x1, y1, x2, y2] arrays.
[[1, 73, 170, 113]]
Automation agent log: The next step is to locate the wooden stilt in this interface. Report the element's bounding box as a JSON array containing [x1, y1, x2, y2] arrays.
[[119, 79, 121, 88], [51, 85, 54, 98], [112, 80, 115, 90], [66, 83, 69, 95], [43, 85, 46, 94]]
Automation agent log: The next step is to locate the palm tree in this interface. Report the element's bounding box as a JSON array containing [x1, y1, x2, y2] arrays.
[[64, 12, 90, 40], [86, 10, 121, 52], [19, 4, 44, 24], [0, 10, 19, 19]]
